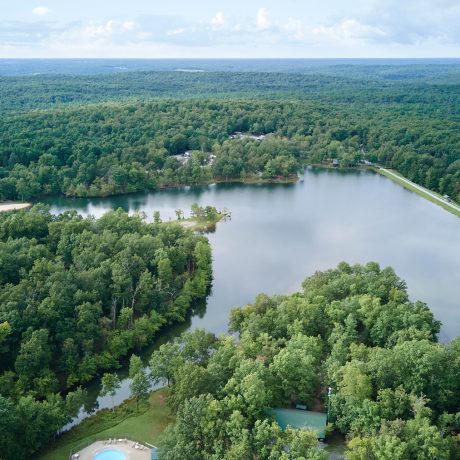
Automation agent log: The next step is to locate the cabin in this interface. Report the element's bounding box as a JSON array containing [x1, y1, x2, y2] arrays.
[[172, 153, 190, 164], [267, 408, 328, 440], [229, 132, 269, 141], [332, 159, 339, 167]]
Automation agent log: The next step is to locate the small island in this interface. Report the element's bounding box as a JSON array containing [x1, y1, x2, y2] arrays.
[[163, 203, 231, 233]]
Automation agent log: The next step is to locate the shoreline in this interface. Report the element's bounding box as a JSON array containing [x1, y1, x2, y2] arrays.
[[373, 167, 460, 218], [0, 201, 32, 212], [22, 175, 299, 204], [5, 168, 458, 220], [212, 175, 299, 185]]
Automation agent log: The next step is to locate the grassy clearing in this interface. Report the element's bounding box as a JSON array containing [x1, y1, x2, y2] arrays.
[[164, 208, 231, 233], [36, 388, 173, 460], [374, 168, 460, 218], [178, 212, 228, 232]]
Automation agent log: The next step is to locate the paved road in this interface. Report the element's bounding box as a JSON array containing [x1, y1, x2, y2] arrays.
[[380, 168, 460, 214]]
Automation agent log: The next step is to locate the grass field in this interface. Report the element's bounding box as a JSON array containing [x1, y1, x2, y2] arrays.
[[37, 389, 173, 460]]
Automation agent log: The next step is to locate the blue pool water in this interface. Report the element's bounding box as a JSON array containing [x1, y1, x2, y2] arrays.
[[93, 450, 126, 460]]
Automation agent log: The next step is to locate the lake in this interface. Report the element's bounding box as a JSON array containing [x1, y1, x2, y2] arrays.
[[45, 168, 460, 427]]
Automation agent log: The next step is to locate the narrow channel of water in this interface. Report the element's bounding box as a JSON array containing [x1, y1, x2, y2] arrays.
[[45, 168, 460, 428]]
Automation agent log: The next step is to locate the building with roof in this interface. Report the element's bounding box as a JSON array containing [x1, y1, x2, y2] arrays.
[[267, 408, 328, 440]]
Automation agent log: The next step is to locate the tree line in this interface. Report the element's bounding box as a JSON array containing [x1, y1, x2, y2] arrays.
[[1, 66, 460, 112], [144, 262, 459, 459], [0, 205, 212, 459], [0, 96, 458, 202]]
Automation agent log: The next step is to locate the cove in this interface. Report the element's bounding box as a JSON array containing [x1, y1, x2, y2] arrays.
[[43, 168, 460, 427]]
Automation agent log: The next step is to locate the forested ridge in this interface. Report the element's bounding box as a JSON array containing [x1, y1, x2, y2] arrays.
[[0, 205, 212, 459], [148, 263, 460, 459], [0, 86, 459, 202], [1, 67, 460, 111]]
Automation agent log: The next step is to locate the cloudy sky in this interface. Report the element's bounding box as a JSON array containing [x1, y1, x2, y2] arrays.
[[1, 0, 460, 58]]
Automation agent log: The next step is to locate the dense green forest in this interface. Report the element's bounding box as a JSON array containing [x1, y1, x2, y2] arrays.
[[0, 68, 459, 203], [0, 97, 459, 203], [148, 263, 460, 459], [1, 66, 460, 111], [0, 205, 212, 459]]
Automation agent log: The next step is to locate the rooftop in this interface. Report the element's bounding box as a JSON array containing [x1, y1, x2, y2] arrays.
[[268, 408, 328, 439]]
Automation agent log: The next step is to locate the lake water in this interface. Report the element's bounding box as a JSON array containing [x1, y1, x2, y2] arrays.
[[45, 168, 460, 427]]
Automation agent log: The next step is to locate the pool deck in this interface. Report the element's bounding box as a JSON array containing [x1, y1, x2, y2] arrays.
[[75, 440, 151, 460]]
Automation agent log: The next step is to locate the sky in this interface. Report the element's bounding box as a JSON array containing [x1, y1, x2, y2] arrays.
[[1, 0, 460, 58]]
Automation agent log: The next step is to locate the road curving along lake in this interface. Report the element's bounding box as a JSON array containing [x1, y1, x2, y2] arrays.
[[43, 167, 460, 427]]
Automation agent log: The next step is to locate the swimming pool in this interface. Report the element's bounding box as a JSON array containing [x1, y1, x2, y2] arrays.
[[93, 449, 126, 460]]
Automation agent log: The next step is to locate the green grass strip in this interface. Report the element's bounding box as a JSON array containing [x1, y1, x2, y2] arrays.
[[374, 168, 460, 218]]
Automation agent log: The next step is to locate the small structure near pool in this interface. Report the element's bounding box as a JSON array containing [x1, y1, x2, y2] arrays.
[[268, 408, 328, 440]]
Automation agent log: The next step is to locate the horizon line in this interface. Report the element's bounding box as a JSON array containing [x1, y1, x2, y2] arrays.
[[1, 57, 460, 60]]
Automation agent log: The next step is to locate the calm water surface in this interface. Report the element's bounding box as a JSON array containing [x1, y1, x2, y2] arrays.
[[45, 168, 460, 427]]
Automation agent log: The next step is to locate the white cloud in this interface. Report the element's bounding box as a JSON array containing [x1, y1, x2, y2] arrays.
[[83, 20, 114, 40], [32, 6, 50, 16], [48, 19, 140, 49], [137, 32, 153, 40], [256, 8, 271, 31], [281, 16, 387, 45], [312, 19, 386, 43], [167, 28, 185, 36], [355, 0, 460, 45], [3, 2, 460, 58], [284, 18, 306, 40], [211, 12, 226, 30], [122, 21, 136, 31], [424, 0, 459, 8], [341, 19, 386, 40]]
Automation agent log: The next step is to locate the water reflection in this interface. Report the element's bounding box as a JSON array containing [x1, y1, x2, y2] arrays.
[[63, 309, 196, 430]]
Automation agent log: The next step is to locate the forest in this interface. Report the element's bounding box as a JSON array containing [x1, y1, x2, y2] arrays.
[[0, 68, 459, 204], [0, 205, 212, 459], [1, 64, 460, 111], [0, 98, 459, 203], [147, 262, 460, 459]]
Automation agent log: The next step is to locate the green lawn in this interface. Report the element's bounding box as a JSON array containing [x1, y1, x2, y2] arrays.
[[36, 389, 173, 460]]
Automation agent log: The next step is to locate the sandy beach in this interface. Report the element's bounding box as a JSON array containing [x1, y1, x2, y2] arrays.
[[0, 202, 32, 212]]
